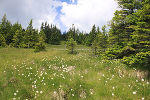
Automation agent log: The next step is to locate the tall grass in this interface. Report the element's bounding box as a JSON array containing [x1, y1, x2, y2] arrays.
[[0, 45, 150, 100]]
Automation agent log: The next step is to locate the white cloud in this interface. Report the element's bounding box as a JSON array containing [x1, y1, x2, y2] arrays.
[[0, 0, 118, 32], [36, 0, 62, 29], [70, 0, 75, 3], [0, 0, 62, 29], [60, 0, 118, 32]]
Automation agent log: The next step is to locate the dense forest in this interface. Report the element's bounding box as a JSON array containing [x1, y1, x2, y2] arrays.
[[0, 0, 150, 69]]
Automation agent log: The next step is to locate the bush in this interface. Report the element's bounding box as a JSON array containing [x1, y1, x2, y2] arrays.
[[66, 38, 77, 54]]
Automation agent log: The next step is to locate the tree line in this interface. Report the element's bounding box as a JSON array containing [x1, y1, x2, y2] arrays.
[[0, 0, 149, 68], [0, 14, 106, 49], [0, 15, 46, 52]]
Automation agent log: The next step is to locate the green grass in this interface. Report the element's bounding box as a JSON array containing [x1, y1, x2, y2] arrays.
[[0, 45, 150, 100]]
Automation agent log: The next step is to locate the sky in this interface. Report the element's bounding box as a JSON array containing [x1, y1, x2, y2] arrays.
[[0, 0, 118, 33]]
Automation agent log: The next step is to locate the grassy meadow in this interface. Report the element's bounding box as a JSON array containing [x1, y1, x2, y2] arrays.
[[0, 45, 150, 100]]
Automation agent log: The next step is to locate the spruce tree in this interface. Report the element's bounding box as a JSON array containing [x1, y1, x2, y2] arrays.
[[129, 0, 150, 52], [0, 14, 12, 45], [11, 22, 23, 48], [34, 30, 46, 52], [11, 29, 23, 48], [87, 25, 97, 46], [24, 19, 38, 48], [0, 34, 6, 47], [66, 38, 77, 54]]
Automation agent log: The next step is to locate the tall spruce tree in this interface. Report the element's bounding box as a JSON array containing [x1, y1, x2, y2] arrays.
[[11, 22, 23, 47], [129, 0, 150, 52], [87, 25, 97, 46], [92, 25, 108, 55], [41, 22, 61, 44], [109, 0, 142, 46], [34, 30, 46, 52], [0, 14, 12, 45], [11, 29, 23, 48], [24, 19, 38, 48]]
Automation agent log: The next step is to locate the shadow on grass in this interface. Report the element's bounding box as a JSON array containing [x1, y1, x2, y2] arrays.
[[67, 51, 78, 55]]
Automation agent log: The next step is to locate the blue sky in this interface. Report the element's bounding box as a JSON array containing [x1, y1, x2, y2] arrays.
[[0, 0, 118, 33]]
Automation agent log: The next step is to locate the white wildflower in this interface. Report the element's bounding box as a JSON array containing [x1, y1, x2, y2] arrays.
[[147, 82, 149, 84], [36, 91, 39, 93], [133, 91, 136, 94], [112, 86, 115, 89], [40, 91, 43, 94], [14, 93, 17, 96], [13, 98, 16, 100], [112, 93, 114, 96]]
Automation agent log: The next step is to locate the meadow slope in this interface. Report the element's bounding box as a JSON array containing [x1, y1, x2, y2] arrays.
[[0, 45, 150, 100]]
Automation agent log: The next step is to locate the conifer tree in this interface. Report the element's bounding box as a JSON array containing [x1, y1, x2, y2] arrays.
[[67, 25, 76, 40], [87, 25, 97, 46], [11, 22, 23, 47], [0, 34, 6, 47], [41, 22, 61, 44], [0, 14, 12, 45], [11, 30, 24, 48], [129, 0, 150, 52], [66, 38, 77, 54], [34, 36, 46, 52], [92, 25, 108, 55], [24, 19, 38, 48]]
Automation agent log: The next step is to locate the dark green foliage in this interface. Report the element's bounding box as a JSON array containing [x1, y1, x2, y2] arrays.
[[11, 30, 23, 48], [122, 51, 150, 68], [91, 36, 100, 55], [66, 26, 87, 45], [34, 30, 46, 52], [107, 0, 150, 68], [121, 0, 150, 68], [11, 23, 23, 48], [0, 16, 46, 51], [61, 32, 67, 41], [0, 14, 12, 45], [23, 20, 39, 48], [66, 38, 77, 54], [66, 25, 76, 40], [34, 37, 46, 52], [41, 22, 61, 45], [91, 25, 108, 55], [86, 25, 97, 46], [129, 1, 150, 52], [120, 46, 136, 57], [0, 34, 6, 47], [50, 26, 61, 44]]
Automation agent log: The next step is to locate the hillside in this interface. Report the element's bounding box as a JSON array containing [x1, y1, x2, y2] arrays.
[[0, 45, 150, 100]]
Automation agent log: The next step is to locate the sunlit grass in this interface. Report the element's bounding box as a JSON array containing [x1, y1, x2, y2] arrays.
[[0, 45, 150, 100]]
